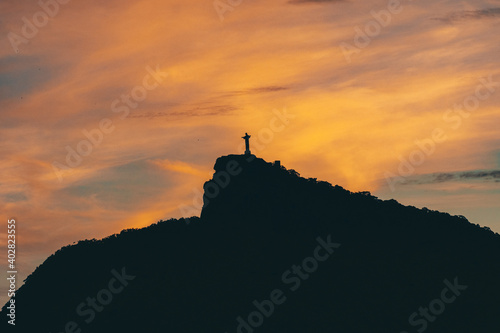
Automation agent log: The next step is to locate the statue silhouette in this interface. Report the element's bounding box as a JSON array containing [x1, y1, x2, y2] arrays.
[[242, 133, 251, 155]]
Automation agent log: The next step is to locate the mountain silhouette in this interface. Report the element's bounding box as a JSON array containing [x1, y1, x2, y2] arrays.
[[2, 154, 500, 332]]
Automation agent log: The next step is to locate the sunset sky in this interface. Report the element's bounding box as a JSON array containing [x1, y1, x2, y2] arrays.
[[1, 0, 499, 305]]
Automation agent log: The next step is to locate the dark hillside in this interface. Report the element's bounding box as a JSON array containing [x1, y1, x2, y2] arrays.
[[2, 154, 500, 332]]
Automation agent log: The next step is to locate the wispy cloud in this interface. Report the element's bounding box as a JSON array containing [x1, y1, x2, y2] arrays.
[[149, 159, 205, 177], [433, 7, 500, 23], [288, 0, 345, 4], [220, 86, 289, 97], [398, 170, 500, 185], [127, 105, 239, 119], [459, 170, 500, 180]]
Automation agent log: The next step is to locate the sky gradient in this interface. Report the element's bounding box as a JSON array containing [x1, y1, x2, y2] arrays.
[[1, 0, 500, 305]]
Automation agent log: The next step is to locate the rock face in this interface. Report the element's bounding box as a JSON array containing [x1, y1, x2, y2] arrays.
[[2, 154, 500, 333]]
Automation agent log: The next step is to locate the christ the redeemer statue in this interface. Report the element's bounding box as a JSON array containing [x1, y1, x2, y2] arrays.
[[242, 133, 251, 155]]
